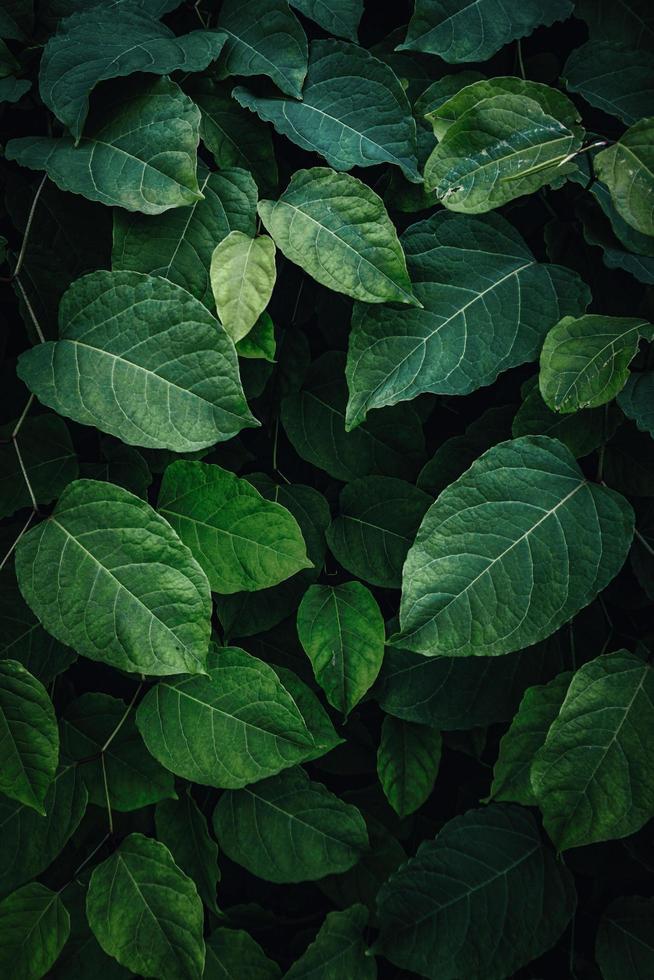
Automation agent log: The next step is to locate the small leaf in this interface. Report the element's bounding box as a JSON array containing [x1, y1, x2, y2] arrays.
[[0, 882, 69, 980], [377, 716, 442, 818], [213, 766, 369, 882], [596, 896, 654, 980], [284, 905, 375, 979], [288, 0, 362, 41], [595, 118, 654, 237], [0, 414, 78, 520], [210, 232, 276, 343], [86, 833, 205, 980], [0, 660, 58, 813], [155, 790, 221, 915], [618, 371, 654, 438], [204, 928, 281, 980], [297, 581, 385, 716]]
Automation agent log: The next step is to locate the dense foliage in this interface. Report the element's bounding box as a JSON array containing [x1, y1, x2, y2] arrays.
[[1, 1, 654, 977]]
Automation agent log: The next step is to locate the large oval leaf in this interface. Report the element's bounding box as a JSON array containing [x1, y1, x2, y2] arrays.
[[17, 271, 256, 452], [595, 118, 654, 236], [395, 436, 634, 657], [15, 479, 212, 677]]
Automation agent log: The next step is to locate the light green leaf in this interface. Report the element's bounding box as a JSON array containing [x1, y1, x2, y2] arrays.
[[618, 371, 654, 437], [213, 766, 369, 883], [184, 75, 278, 196], [5, 77, 202, 215], [216, 0, 307, 98], [289, 0, 362, 40], [39, 3, 226, 139], [539, 314, 654, 413], [60, 692, 175, 811], [424, 94, 584, 213], [297, 582, 385, 716], [14, 479, 212, 677], [0, 414, 78, 521], [282, 352, 426, 483], [326, 476, 431, 589], [0, 660, 58, 814], [376, 804, 575, 980], [86, 833, 205, 980], [210, 232, 276, 343], [532, 650, 654, 850], [158, 460, 311, 594], [491, 671, 571, 805], [155, 790, 221, 915], [258, 167, 419, 306], [204, 928, 280, 980], [377, 716, 442, 818], [16, 270, 256, 452], [284, 905, 375, 980], [563, 41, 654, 125], [234, 40, 420, 181], [113, 165, 257, 309], [513, 381, 616, 457], [0, 766, 87, 900], [575, 0, 654, 51], [0, 883, 69, 980], [345, 210, 589, 427], [237, 312, 276, 361], [399, 0, 573, 61], [396, 436, 634, 658], [136, 646, 319, 788], [595, 118, 654, 237], [596, 896, 654, 980]]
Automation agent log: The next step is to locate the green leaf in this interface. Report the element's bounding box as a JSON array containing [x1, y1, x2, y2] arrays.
[[204, 928, 281, 980], [237, 312, 277, 361], [113, 165, 258, 309], [184, 75, 278, 196], [282, 352, 426, 482], [513, 381, 616, 457], [0, 883, 69, 980], [6, 77, 202, 214], [326, 476, 431, 589], [155, 790, 221, 915], [158, 460, 311, 594], [258, 168, 419, 305], [0, 766, 87, 899], [288, 0, 362, 41], [272, 664, 343, 761], [376, 804, 575, 980], [136, 646, 319, 788], [83, 437, 153, 498], [0, 660, 58, 813], [377, 716, 442, 818], [213, 766, 369, 883], [417, 405, 514, 496], [60, 692, 175, 811], [539, 314, 654, 413], [0, 414, 78, 520], [15, 479, 212, 677], [424, 94, 584, 213], [399, 0, 573, 61], [216, 0, 307, 98], [284, 905, 376, 980], [596, 897, 654, 980], [234, 40, 420, 181], [39, 3, 226, 139], [16, 270, 256, 451], [575, 0, 654, 51], [532, 650, 654, 850], [0, 75, 30, 103], [396, 436, 634, 658], [618, 371, 654, 438], [296, 582, 386, 716], [563, 41, 654, 125], [86, 833, 205, 980], [210, 232, 276, 343], [48, 878, 129, 980], [490, 671, 571, 805], [595, 119, 654, 237], [345, 210, 589, 427]]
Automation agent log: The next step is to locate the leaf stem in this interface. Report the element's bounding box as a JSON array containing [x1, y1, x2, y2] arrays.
[[0, 510, 36, 571], [101, 753, 114, 834], [101, 682, 143, 753], [0, 173, 47, 283]]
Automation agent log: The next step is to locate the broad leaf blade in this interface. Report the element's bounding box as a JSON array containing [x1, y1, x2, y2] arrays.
[[0, 882, 69, 980], [595, 118, 654, 236], [210, 232, 276, 343]]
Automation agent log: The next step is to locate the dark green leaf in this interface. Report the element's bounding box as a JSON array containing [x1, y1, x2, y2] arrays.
[[563, 41, 654, 125], [0, 882, 69, 980], [377, 716, 442, 818], [204, 927, 280, 980], [155, 790, 221, 914], [284, 905, 375, 979], [0, 414, 78, 520], [596, 896, 654, 980]]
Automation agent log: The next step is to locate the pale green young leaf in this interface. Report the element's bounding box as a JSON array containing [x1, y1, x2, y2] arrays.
[[0, 415, 77, 521], [284, 905, 376, 980], [155, 790, 221, 915], [16, 271, 257, 452], [532, 650, 654, 850], [86, 833, 205, 980], [157, 460, 311, 594], [0, 882, 69, 980], [14, 479, 212, 677], [213, 766, 369, 883], [563, 41, 654, 125], [377, 716, 442, 818], [595, 118, 654, 237], [0, 660, 58, 814], [618, 371, 654, 438], [396, 437, 634, 658], [539, 314, 654, 413], [204, 928, 281, 980], [258, 168, 419, 306], [210, 232, 276, 343], [595, 896, 654, 980], [297, 581, 385, 716]]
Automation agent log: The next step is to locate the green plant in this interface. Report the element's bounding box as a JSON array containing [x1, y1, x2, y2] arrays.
[[1, 1, 654, 978]]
